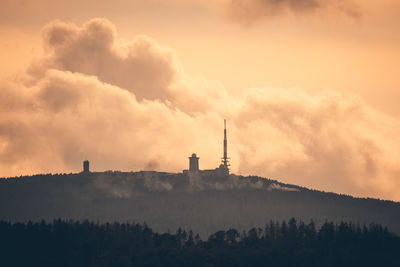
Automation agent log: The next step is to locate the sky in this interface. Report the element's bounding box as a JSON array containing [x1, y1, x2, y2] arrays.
[[1, 0, 400, 201]]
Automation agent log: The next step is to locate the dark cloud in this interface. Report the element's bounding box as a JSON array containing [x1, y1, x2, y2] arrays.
[[210, 0, 360, 25]]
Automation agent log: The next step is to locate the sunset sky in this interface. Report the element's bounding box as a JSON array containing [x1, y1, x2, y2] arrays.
[[1, 0, 400, 201]]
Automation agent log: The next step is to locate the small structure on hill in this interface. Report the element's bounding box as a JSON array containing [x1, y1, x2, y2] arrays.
[[183, 120, 230, 176], [189, 153, 199, 172], [83, 160, 90, 173]]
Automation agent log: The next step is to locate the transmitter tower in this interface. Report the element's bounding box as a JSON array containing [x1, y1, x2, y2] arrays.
[[221, 119, 230, 170]]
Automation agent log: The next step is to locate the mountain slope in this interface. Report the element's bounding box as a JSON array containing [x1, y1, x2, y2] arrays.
[[1, 171, 399, 237]]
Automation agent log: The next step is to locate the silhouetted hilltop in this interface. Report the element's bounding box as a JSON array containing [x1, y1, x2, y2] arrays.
[[1, 171, 399, 237]]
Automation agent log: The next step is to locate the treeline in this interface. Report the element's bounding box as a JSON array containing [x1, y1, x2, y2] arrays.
[[1, 219, 399, 267]]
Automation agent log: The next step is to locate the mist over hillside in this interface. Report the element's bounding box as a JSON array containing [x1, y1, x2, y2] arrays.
[[1, 171, 399, 237]]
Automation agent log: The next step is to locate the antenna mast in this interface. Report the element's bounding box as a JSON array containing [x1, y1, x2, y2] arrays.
[[221, 119, 230, 170]]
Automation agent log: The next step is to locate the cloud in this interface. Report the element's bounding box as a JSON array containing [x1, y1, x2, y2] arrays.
[[27, 18, 233, 116], [32, 18, 179, 102], [186, 174, 270, 191], [268, 183, 299, 192], [1, 18, 400, 201], [90, 172, 299, 198], [207, 0, 360, 25], [233, 87, 400, 199]]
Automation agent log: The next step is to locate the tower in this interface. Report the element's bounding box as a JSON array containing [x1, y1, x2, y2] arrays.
[[83, 160, 90, 173], [189, 153, 199, 172], [221, 119, 230, 171]]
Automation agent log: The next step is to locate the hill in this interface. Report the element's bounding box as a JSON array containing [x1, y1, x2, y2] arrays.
[[1, 171, 399, 237]]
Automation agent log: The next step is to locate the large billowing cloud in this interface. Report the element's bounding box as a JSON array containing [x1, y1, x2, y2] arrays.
[[206, 0, 359, 25], [36, 19, 178, 101], [1, 18, 400, 201], [27, 18, 233, 115]]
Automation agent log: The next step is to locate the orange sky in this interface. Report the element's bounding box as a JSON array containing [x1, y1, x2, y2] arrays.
[[1, 0, 400, 201]]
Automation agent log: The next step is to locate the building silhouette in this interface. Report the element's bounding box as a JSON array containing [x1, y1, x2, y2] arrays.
[[183, 120, 229, 176], [189, 153, 199, 172], [83, 160, 90, 173], [80, 120, 230, 176]]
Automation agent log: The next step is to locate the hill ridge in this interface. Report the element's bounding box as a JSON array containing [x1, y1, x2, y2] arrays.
[[1, 171, 399, 236]]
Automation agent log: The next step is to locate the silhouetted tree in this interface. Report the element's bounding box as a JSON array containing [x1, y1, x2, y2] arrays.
[[1, 219, 400, 267]]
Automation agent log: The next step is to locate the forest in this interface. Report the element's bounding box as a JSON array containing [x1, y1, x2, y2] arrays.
[[1, 219, 399, 267]]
